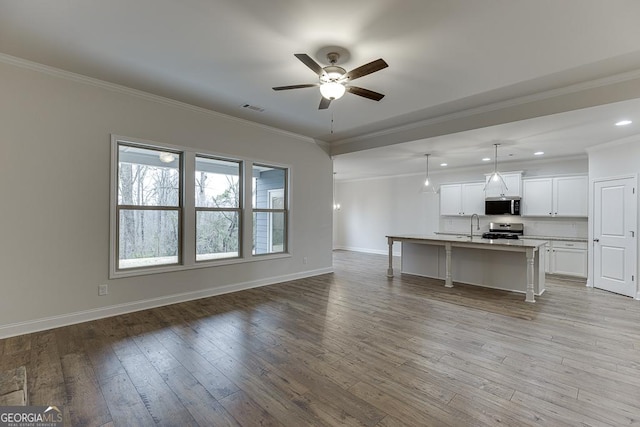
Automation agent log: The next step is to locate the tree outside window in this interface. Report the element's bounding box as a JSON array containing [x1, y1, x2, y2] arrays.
[[117, 144, 181, 269], [195, 156, 242, 261]]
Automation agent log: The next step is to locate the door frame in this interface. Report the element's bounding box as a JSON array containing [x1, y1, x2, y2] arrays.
[[589, 173, 639, 299]]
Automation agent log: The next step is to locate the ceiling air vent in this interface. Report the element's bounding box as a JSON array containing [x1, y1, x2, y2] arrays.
[[242, 104, 265, 113]]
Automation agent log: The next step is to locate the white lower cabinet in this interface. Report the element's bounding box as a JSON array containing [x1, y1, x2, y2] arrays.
[[544, 240, 587, 277]]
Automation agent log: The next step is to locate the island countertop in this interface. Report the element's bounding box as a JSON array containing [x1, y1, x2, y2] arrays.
[[386, 234, 547, 249], [434, 231, 587, 243]]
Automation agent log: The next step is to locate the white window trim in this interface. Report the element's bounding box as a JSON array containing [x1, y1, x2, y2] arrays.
[[109, 134, 292, 279]]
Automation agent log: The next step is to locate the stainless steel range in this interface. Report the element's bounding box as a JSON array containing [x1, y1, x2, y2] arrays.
[[482, 222, 524, 240]]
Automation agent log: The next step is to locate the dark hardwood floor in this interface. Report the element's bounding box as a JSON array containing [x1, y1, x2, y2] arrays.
[[2, 250, 640, 426]]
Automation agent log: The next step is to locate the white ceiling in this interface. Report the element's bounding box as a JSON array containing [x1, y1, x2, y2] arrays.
[[2, 0, 640, 180]]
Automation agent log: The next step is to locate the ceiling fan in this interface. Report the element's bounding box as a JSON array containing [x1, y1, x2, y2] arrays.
[[273, 52, 388, 109]]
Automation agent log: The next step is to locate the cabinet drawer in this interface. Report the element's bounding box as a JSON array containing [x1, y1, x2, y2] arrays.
[[553, 241, 587, 250]]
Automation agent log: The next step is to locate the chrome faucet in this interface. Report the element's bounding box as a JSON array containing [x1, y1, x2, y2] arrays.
[[470, 213, 480, 239]]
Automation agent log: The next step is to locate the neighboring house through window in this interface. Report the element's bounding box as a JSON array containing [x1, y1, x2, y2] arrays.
[[253, 164, 288, 255]]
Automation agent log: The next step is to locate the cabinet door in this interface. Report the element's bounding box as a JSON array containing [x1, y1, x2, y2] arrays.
[[440, 184, 462, 216], [485, 173, 521, 198], [544, 245, 551, 274], [461, 182, 485, 216], [503, 173, 522, 197], [553, 176, 588, 217], [522, 178, 553, 216], [552, 248, 587, 277]]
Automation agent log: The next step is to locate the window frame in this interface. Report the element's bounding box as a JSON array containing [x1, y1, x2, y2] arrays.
[[252, 163, 289, 256], [114, 141, 184, 272], [194, 154, 243, 262], [109, 135, 291, 279]]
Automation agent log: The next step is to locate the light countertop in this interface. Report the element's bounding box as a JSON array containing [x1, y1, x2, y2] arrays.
[[434, 231, 587, 242], [387, 234, 547, 249]]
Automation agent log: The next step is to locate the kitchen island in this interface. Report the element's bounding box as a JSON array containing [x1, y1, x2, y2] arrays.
[[386, 234, 547, 302]]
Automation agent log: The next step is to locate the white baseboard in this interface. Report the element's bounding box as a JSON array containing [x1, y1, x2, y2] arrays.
[[0, 267, 334, 339], [334, 245, 401, 256]]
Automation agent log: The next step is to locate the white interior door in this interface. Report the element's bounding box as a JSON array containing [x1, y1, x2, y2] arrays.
[[593, 177, 637, 297]]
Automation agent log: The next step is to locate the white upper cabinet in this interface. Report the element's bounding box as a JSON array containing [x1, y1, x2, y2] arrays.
[[440, 184, 462, 216], [484, 172, 522, 198], [554, 176, 588, 217], [522, 175, 588, 217], [440, 182, 484, 216], [522, 178, 553, 216], [462, 182, 486, 215]]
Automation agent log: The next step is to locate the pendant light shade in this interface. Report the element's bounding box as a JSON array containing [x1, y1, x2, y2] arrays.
[[423, 153, 437, 193], [484, 143, 508, 196]]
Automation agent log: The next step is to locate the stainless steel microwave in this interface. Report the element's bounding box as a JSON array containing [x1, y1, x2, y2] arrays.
[[485, 197, 521, 215]]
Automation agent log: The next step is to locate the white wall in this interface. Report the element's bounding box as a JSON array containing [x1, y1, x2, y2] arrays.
[[0, 58, 333, 337], [334, 157, 588, 254], [334, 174, 439, 254]]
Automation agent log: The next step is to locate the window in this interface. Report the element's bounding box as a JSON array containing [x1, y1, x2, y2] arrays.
[[195, 156, 241, 261], [111, 136, 291, 277], [253, 164, 288, 255], [116, 144, 182, 270]]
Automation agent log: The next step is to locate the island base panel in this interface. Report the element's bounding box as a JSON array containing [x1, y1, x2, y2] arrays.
[[401, 242, 545, 296]]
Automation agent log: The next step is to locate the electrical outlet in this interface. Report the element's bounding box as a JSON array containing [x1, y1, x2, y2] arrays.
[[303, 256, 308, 264], [98, 284, 108, 296]]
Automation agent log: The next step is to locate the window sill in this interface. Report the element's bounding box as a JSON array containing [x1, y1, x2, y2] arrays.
[[109, 252, 292, 279]]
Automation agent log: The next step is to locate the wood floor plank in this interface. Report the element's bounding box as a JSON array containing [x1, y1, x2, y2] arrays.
[[60, 352, 111, 427], [452, 390, 576, 427], [115, 351, 198, 426], [153, 326, 239, 400], [27, 331, 71, 425], [349, 379, 490, 427], [100, 373, 157, 427], [162, 364, 241, 427], [219, 391, 282, 427], [214, 355, 326, 426]]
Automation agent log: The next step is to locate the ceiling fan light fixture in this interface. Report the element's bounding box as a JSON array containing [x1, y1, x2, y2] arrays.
[[320, 82, 346, 100]]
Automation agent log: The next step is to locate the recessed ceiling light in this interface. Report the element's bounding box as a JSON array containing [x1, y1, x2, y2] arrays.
[[616, 120, 632, 126], [440, 163, 447, 167], [482, 157, 491, 161], [534, 151, 544, 156]]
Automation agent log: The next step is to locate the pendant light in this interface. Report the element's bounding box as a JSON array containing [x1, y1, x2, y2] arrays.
[[423, 154, 436, 193], [484, 143, 508, 196], [332, 172, 341, 210]]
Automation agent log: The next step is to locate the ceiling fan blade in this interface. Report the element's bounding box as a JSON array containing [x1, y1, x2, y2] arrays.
[[272, 83, 319, 91], [294, 53, 324, 76], [319, 97, 331, 109], [346, 86, 385, 101], [343, 58, 388, 81]]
